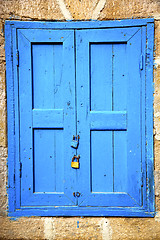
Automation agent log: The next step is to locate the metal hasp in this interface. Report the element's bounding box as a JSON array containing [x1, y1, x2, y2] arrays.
[[71, 155, 80, 169]]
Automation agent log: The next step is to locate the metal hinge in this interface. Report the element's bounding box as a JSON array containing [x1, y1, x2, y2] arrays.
[[20, 162, 22, 178], [140, 54, 143, 70], [14, 172, 16, 183], [16, 49, 19, 66], [141, 172, 143, 188]]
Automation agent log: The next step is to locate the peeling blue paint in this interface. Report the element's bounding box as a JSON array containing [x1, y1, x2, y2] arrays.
[[77, 221, 79, 228]]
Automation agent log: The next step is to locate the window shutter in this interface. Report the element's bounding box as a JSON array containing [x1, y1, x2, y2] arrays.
[[5, 20, 154, 216], [76, 28, 143, 207], [18, 29, 76, 206]]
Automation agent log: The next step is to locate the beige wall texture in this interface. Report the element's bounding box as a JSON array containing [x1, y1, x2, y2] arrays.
[[1, 0, 160, 239]]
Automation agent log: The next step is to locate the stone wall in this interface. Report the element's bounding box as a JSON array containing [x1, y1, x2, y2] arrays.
[[1, 0, 160, 239]]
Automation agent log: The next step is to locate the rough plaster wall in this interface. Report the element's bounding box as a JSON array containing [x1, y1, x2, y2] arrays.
[[1, 0, 160, 239]]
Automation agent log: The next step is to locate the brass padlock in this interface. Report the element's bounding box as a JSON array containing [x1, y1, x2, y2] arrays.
[[71, 155, 80, 169]]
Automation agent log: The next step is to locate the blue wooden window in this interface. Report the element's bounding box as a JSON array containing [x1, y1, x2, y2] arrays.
[[5, 19, 154, 217]]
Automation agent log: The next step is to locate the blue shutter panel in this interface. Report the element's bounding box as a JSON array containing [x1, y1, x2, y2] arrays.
[[18, 29, 77, 206], [76, 28, 143, 207]]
